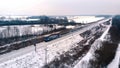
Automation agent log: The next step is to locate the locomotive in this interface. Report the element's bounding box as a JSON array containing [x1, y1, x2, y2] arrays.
[[44, 34, 60, 42]]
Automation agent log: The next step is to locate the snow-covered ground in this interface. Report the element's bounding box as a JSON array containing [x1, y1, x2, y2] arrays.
[[0, 32, 83, 68], [67, 16, 104, 23], [0, 18, 111, 68], [74, 23, 111, 68], [66, 25, 75, 29], [45, 34, 83, 63]]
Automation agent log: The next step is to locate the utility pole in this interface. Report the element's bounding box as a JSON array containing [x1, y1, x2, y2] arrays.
[[33, 26, 37, 52], [45, 44, 48, 67]]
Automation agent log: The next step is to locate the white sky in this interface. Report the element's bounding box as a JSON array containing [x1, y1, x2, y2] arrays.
[[0, 0, 119, 15]]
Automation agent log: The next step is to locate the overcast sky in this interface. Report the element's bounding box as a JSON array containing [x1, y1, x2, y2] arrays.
[[0, 0, 119, 15]]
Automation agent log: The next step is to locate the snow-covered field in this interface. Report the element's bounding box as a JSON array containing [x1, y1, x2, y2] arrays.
[[67, 16, 104, 23], [0, 32, 83, 68]]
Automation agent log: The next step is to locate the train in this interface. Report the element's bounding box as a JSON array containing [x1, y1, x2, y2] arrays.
[[43, 28, 71, 42], [44, 34, 60, 42]]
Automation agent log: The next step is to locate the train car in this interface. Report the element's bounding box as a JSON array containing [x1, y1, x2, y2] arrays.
[[44, 34, 60, 42]]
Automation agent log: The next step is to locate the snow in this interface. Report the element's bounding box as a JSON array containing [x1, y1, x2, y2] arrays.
[[46, 34, 83, 63], [0, 16, 39, 21], [66, 25, 75, 29], [0, 16, 29, 21], [0, 18, 110, 68], [67, 16, 104, 23], [77, 53, 97, 68], [100, 21, 111, 41], [26, 19, 40, 21], [0, 32, 83, 68], [0, 25, 56, 38], [55, 25, 64, 29], [31, 26, 43, 34], [107, 44, 120, 68], [74, 23, 110, 68], [74, 39, 102, 68], [0, 51, 46, 68]]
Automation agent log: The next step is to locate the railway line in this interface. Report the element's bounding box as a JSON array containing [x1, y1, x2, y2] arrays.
[[0, 18, 111, 65], [0, 27, 73, 54], [0, 19, 109, 54]]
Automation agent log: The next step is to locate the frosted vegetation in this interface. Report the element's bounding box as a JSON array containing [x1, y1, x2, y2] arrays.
[[0, 25, 63, 38]]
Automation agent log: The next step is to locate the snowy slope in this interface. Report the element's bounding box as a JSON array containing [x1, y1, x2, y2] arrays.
[[74, 23, 111, 68], [0, 33, 83, 68]]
